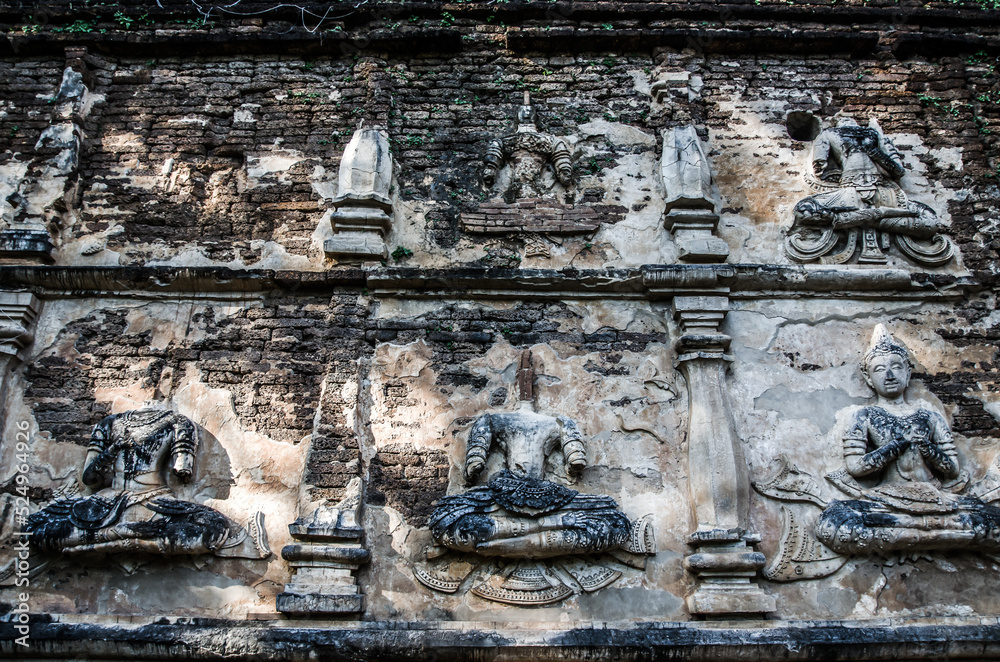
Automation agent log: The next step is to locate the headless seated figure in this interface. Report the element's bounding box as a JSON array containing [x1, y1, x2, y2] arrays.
[[794, 118, 947, 239], [816, 326, 1000, 555], [26, 407, 268, 559], [429, 352, 642, 559]]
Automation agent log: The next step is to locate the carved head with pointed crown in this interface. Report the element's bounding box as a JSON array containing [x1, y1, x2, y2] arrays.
[[861, 324, 913, 400]]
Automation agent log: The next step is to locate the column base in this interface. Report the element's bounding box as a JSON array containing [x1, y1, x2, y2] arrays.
[[324, 234, 387, 260], [687, 584, 776, 616], [276, 591, 363, 616], [665, 209, 729, 263], [685, 530, 775, 618], [677, 236, 730, 263]]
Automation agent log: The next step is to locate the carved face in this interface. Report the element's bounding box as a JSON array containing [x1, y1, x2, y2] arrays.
[[864, 353, 910, 399]]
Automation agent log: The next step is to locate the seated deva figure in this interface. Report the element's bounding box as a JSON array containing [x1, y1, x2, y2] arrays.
[[482, 92, 573, 202], [816, 325, 1000, 555], [785, 116, 953, 266], [23, 406, 269, 559], [794, 118, 946, 239], [429, 352, 639, 560]]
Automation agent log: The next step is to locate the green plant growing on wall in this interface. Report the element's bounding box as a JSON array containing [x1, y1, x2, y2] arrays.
[[391, 246, 413, 262], [51, 20, 99, 33], [114, 11, 134, 28], [918, 94, 962, 118]]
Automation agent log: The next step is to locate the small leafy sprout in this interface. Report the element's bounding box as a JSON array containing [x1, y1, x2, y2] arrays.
[[391, 246, 413, 262]]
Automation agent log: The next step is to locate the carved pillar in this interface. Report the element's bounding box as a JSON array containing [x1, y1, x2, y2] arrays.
[[324, 127, 394, 261], [673, 295, 774, 617], [659, 127, 729, 263], [0, 48, 93, 262], [276, 477, 370, 616], [0, 293, 41, 433]]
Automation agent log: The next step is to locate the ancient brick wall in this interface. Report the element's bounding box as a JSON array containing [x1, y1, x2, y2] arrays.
[[1, 0, 1000, 656]]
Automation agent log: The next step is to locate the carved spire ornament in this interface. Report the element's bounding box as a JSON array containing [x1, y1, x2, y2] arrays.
[[277, 477, 370, 615], [324, 126, 395, 260], [785, 117, 954, 267], [672, 296, 775, 616], [659, 126, 729, 263], [0, 292, 41, 439]]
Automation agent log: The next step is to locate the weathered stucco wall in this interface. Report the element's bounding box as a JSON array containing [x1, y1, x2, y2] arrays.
[[1, 1, 999, 659]]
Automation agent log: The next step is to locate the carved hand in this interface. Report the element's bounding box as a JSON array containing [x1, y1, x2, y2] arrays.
[[172, 453, 194, 482], [566, 452, 587, 472], [556, 166, 573, 186], [562, 439, 587, 472], [812, 159, 828, 178], [466, 456, 486, 479], [857, 437, 908, 474]]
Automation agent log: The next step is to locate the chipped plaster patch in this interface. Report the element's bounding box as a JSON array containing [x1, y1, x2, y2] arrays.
[[579, 119, 656, 147], [244, 149, 314, 187]]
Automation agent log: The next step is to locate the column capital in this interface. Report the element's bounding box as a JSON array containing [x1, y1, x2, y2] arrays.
[[0, 292, 41, 362]]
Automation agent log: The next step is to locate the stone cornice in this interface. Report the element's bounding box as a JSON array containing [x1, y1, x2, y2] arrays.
[[0, 265, 975, 301], [0, 616, 998, 661], [1, 2, 998, 59]]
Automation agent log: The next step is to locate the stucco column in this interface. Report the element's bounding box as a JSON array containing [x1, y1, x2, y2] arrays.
[[0, 293, 41, 435], [673, 295, 774, 617]]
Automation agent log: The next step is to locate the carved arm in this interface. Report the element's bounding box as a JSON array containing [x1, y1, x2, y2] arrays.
[[877, 134, 906, 180], [466, 414, 493, 480], [557, 416, 587, 473], [82, 418, 116, 489], [912, 414, 960, 480], [170, 415, 198, 482], [811, 131, 834, 180], [483, 139, 504, 185], [551, 139, 573, 186]]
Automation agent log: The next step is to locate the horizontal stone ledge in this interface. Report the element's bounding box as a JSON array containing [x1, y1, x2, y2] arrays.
[[0, 265, 975, 300], [2, 21, 996, 60], [0, 266, 367, 296], [1, 617, 999, 661], [0, 27, 466, 58]]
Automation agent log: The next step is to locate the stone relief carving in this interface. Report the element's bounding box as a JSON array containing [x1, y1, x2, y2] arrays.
[[413, 350, 654, 606], [483, 92, 573, 202], [785, 117, 954, 267], [324, 126, 395, 260], [277, 477, 370, 615], [461, 94, 625, 237], [659, 126, 729, 263], [0, 50, 95, 262], [1, 407, 270, 581], [461, 92, 627, 237], [754, 325, 1000, 582]]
